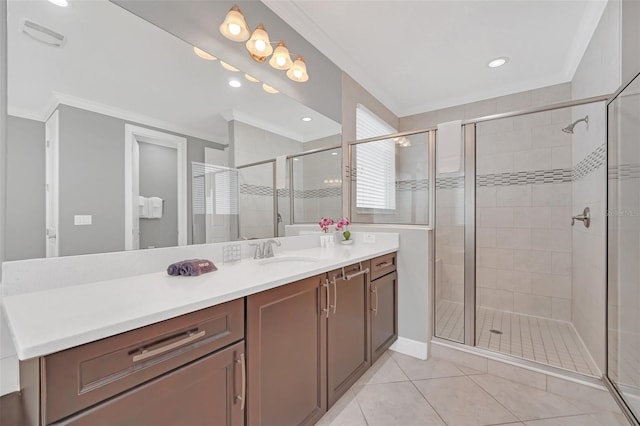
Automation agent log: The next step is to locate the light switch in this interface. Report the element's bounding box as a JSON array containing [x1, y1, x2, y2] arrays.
[[74, 215, 92, 225]]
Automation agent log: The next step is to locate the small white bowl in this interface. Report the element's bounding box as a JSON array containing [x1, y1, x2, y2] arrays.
[[340, 240, 354, 245]]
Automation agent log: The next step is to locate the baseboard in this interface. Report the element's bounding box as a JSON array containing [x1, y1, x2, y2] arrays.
[[0, 355, 19, 396], [389, 337, 428, 360]]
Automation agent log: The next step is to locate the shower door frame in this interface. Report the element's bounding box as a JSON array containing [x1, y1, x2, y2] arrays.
[[602, 70, 640, 426]]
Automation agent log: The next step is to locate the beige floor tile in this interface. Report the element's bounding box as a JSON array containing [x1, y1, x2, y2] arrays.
[[458, 365, 488, 375], [355, 352, 408, 385], [470, 374, 594, 421], [391, 351, 465, 380], [414, 376, 519, 426], [316, 389, 367, 426], [524, 412, 630, 426], [353, 382, 445, 426], [546, 377, 623, 414]]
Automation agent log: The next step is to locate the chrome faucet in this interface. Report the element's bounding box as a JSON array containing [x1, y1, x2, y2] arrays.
[[263, 239, 281, 258], [249, 239, 281, 259]]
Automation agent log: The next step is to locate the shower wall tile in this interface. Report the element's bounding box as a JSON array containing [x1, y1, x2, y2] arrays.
[[551, 297, 572, 321], [496, 185, 532, 207], [552, 146, 572, 169], [551, 252, 572, 275], [513, 206, 552, 228], [479, 288, 514, 312], [496, 228, 532, 250], [478, 207, 514, 228], [514, 293, 552, 318], [513, 149, 552, 172], [477, 228, 497, 248], [476, 187, 497, 207], [532, 183, 572, 206], [477, 248, 514, 269], [513, 249, 552, 273]]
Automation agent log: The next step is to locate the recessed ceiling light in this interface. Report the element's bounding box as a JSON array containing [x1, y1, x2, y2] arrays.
[[301, 117, 312, 122], [293, 158, 299, 161], [488, 57, 509, 68], [193, 47, 216, 61], [220, 61, 239, 72], [331, 152, 338, 156], [262, 83, 279, 94], [229, 79, 241, 88], [48, 0, 68, 7]]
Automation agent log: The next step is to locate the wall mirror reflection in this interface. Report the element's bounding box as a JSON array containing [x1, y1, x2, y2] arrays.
[[6, 0, 342, 260]]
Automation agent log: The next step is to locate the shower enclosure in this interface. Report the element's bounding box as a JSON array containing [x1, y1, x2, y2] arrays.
[[434, 95, 611, 378]]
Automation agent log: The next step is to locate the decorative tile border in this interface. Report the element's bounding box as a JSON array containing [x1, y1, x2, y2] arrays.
[[476, 168, 573, 187], [573, 144, 606, 181], [608, 164, 640, 180]]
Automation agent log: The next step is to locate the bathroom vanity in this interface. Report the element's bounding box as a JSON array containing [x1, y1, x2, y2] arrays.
[[2, 236, 398, 425]]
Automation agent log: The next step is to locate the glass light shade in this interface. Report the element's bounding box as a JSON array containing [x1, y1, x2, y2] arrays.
[[262, 83, 279, 94], [220, 61, 239, 72], [269, 41, 293, 70], [246, 24, 273, 60], [286, 56, 309, 82], [48, 0, 69, 6], [193, 47, 217, 61], [219, 6, 250, 42], [244, 73, 260, 83]]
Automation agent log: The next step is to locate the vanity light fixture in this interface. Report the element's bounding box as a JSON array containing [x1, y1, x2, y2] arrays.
[[262, 83, 279, 94], [246, 24, 273, 62], [219, 5, 250, 42], [269, 41, 293, 70], [47, 0, 69, 7], [193, 47, 217, 61], [301, 117, 312, 122], [286, 56, 309, 82], [244, 73, 260, 83], [229, 79, 242, 88], [218, 6, 309, 82], [488, 57, 509, 68], [220, 61, 240, 72]]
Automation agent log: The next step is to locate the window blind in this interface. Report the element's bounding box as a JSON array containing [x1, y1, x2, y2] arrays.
[[355, 104, 397, 210]]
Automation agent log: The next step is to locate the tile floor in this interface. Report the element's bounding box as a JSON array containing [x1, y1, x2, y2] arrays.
[[317, 350, 630, 426], [435, 300, 600, 376]]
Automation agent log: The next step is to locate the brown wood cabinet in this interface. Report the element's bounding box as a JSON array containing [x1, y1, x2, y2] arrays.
[[326, 263, 371, 406], [59, 341, 245, 426], [246, 274, 327, 426], [20, 299, 245, 425], [369, 253, 398, 363]]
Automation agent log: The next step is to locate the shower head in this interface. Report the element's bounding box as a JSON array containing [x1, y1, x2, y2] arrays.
[[562, 115, 589, 134]]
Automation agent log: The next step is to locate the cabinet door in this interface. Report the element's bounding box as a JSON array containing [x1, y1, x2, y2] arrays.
[[327, 264, 370, 407], [60, 341, 245, 426], [247, 275, 327, 426], [371, 271, 398, 363]]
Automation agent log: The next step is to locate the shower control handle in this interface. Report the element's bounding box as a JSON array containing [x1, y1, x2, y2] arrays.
[[572, 207, 590, 228]]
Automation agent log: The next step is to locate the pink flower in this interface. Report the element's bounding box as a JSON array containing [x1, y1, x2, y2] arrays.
[[336, 217, 350, 230], [318, 217, 335, 233]]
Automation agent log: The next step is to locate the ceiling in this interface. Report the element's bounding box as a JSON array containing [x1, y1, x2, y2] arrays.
[[7, 0, 341, 144], [264, 0, 607, 117]]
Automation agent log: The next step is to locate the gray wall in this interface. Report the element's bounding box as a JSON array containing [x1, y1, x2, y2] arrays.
[[5, 116, 45, 260], [4, 105, 225, 258], [139, 142, 178, 249], [1, 0, 7, 273]]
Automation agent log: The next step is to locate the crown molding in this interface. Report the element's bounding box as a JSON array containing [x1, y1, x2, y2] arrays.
[[563, 0, 608, 81]]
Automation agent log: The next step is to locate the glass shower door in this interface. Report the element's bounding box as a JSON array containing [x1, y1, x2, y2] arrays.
[[607, 72, 640, 422]]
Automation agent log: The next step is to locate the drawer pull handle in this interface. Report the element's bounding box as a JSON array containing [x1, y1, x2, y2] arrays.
[[132, 330, 206, 362], [376, 261, 392, 268], [372, 286, 379, 316], [236, 353, 246, 410], [340, 262, 370, 281]]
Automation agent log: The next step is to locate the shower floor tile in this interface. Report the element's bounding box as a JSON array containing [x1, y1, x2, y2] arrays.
[[435, 300, 600, 376]]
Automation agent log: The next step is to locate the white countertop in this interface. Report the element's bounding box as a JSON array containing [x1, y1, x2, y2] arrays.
[[2, 241, 397, 360]]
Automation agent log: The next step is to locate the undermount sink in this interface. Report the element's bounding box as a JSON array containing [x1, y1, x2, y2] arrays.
[[257, 256, 319, 266]]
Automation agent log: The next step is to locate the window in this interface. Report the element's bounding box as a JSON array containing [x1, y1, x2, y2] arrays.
[[355, 104, 397, 210], [191, 162, 238, 215]]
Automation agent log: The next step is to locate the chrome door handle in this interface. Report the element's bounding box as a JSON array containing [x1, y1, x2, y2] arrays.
[[371, 286, 378, 316], [235, 353, 246, 410], [332, 275, 337, 315], [572, 207, 590, 228], [322, 279, 330, 318]]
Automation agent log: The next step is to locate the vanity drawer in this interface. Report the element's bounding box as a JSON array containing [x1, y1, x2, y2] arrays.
[[370, 252, 397, 281], [42, 298, 244, 424]]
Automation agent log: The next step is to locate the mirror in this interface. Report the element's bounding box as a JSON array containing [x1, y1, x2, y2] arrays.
[[5, 0, 342, 260]]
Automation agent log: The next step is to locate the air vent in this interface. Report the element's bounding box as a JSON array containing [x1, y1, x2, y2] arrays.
[[20, 19, 66, 47]]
